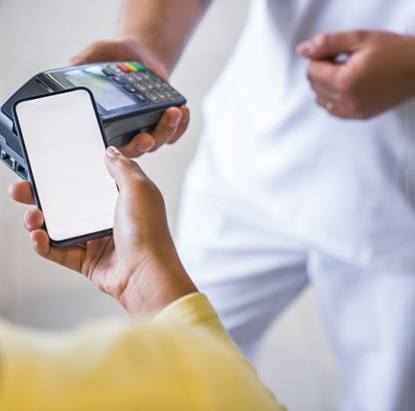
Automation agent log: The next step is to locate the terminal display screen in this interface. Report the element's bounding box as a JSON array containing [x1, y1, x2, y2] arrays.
[[63, 67, 135, 111]]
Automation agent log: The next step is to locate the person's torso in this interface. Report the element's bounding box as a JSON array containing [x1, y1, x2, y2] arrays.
[[198, 0, 415, 269]]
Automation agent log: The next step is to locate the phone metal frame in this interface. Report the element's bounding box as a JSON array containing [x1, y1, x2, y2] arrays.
[[13, 87, 114, 248]]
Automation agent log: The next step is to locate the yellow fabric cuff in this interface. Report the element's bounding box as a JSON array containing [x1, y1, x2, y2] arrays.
[[154, 292, 213, 325], [154, 292, 238, 350]]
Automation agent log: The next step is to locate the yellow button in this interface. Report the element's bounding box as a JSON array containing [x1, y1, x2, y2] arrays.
[[124, 63, 138, 72]]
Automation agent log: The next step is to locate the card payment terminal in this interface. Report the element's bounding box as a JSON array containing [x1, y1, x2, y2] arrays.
[[0, 61, 186, 179]]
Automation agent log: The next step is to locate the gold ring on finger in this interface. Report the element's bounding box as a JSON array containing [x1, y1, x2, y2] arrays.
[[326, 101, 335, 113]]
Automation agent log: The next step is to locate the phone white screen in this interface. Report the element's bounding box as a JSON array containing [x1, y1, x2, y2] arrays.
[[15, 89, 118, 242]]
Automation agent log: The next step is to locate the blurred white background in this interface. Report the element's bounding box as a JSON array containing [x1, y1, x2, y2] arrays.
[[0, 1, 339, 409]]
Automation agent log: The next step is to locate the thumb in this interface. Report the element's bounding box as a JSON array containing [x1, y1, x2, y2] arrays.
[[105, 146, 148, 195], [297, 31, 365, 60]]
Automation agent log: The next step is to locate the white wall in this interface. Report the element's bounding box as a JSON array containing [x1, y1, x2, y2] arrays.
[[0, 1, 339, 409]]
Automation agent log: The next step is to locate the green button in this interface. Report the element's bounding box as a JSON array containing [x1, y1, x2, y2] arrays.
[[130, 61, 147, 72]]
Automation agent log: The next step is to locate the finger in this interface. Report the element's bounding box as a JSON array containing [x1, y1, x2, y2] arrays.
[[307, 61, 340, 90], [105, 146, 149, 194], [309, 81, 340, 101], [168, 106, 190, 145], [316, 94, 331, 110], [149, 107, 182, 151], [24, 208, 44, 231], [315, 95, 349, 119], [9, 181, 35, 205], [31, 229, 85, 272], [316, 95, 338, 116], [297, 31, 366, 60], [119, 132, 156, 158], [118, 107, 182, 157]]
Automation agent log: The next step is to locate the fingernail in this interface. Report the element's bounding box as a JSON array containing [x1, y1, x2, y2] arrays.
[[136, 136, 155, 152], [297, 41, 314, 55], [136, 142, 154, 152], [106, 146, 122, 158], [169, 114, 181, 128]]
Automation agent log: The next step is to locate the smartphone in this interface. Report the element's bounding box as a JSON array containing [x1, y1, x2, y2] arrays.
[[13, 88, 118, 247]]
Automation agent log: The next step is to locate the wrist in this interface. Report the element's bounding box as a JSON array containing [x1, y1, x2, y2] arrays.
[[119, 251, 197, 317]]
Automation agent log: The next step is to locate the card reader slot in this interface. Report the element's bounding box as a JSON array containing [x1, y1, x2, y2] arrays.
[[0, 149, 27, 179], [0, 149, 13, 166]]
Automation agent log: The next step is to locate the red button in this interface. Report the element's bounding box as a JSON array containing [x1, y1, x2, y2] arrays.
[[116, 63, 131, 73]]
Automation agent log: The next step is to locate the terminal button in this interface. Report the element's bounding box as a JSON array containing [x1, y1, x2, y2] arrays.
[[135, 93, 146, 102], [123, 84, 138, 93], [132, 72, 145, 82], [108, 65, 123, 75], [146, 92, 161, 103], [130, 61, 147, 72], [116, 63, 132, 73], [102, 68, 114, 76], [113, 74, 129, 84], [124, 63, 138, 72], [135, 83, 147, 92]]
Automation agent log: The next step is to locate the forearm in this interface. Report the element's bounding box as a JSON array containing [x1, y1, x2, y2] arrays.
[[119, 0, 212, 73]]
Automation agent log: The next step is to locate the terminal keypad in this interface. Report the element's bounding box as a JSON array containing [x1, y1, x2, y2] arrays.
[[103, 62, 183, 105]]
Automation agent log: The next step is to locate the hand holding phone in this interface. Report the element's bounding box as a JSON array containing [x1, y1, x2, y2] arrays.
[[12, 87, 196, 315], [9, 148, 196, 316]]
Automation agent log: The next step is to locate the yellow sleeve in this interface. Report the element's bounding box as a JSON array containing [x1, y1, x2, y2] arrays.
[[154, 291, 237, 345], [0, 292, 285, 411]]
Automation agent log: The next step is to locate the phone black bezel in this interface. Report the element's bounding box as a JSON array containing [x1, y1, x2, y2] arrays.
[[13, 87, 114, 248]]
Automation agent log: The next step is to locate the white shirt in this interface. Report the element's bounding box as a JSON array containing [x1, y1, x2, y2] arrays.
[[200, 0, 415, 271]]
